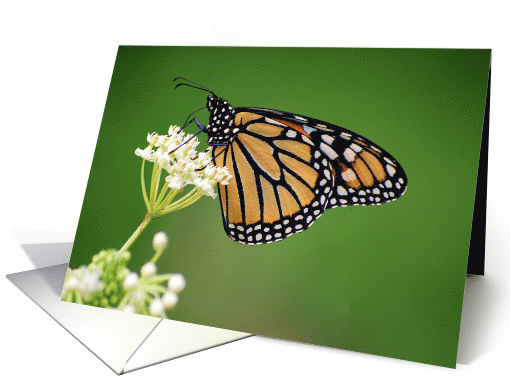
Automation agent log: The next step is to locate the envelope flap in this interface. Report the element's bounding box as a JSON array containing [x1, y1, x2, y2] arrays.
[[7, 264, 160, 374]]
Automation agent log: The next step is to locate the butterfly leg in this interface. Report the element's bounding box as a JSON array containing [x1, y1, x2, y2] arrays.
[[179, 106, 206, 134], [195, 142, 228, 171], [169, 117, 207, 155]]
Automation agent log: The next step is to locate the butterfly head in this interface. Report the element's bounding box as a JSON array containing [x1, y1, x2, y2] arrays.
[[205, 95, 237, 144]]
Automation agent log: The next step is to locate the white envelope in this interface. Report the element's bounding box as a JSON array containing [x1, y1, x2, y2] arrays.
[[7, 232, 251, 375]]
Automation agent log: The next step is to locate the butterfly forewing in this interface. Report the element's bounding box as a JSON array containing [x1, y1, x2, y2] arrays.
[[213, 112, 335, 245]]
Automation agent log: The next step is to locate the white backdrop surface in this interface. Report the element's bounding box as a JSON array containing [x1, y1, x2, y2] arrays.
[[1, 1, 509, 380]]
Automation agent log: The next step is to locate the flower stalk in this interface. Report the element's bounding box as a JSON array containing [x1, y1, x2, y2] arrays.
[[119, 212, 153, 253]]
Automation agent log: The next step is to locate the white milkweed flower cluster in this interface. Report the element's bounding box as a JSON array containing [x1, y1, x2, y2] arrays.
[[135, 125, 231, 199], [118, 232, 187, 318], [117, 124, 233, 254], [62, 232, 186, 319]]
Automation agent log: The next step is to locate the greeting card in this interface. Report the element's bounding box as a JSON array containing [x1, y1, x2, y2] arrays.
[[64, 47, 490, 368]]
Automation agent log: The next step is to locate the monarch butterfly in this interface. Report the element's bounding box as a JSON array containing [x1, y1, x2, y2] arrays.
[[174, 78, 408, 245]]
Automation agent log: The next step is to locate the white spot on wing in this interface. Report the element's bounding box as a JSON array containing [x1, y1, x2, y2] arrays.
[[344, 148, 356, 162], [350, 143, 362, 152], [302, 136, 314, 145], [265, 117, 286, 127], [386, 164, 396, 177], [322, 135, 335, 145], [316, 124, 334, 132], [304, 125, 316, 134], [342, 169, 357, 182], [320, 142, 338, 160]]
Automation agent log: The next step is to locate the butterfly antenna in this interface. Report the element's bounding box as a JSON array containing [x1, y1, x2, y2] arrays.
[[173, 77, 215, 96]]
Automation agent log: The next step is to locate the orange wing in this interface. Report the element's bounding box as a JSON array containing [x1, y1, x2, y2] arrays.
[[213, 112, 334, 245]]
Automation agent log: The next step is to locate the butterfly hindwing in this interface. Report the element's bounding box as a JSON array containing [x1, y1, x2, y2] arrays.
[[213, 111, 334, 245], [323, 133, 408, 208], [240, 108, 408, 209]]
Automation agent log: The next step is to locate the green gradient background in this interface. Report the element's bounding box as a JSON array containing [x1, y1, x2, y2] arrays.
[[68, 47, 490, 367]]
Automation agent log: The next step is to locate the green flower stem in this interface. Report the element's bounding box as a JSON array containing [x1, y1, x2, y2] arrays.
[[168, 191, 203, 211], [153, 180, 171, 210], [149, 161, 161, 205], [119, 213, 153, 253], [152, 165, 164, 207], [151, 249, 164, 264], [144, 274, 172, 283], [160, 188, 203, 214], [142, 285, 167, 295], [155, 188, 178, 211], [141, 160, 150, 210]]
